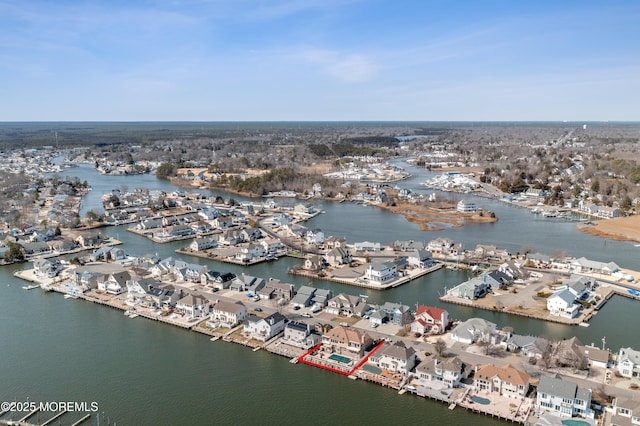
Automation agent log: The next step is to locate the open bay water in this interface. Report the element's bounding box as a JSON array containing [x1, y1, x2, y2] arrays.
[[2, 160, 640, 424]]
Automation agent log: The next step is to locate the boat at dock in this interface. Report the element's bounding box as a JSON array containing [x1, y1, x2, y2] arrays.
[[22, 284, 40, 290], [64, 294, 78, 299]]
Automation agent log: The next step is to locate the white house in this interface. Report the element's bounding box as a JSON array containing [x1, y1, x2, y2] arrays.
[[536, 374, 593, 418], [281, 321, 320, 349], [365, 261, 398, 284], [98, 271, 131, 295], [368, 341, 416, 376], [208, 300, 248, 328], [175, 294, 211, 319], [244, 312, 286, 341], [456, 200, 477, 213], [617, 347, 640, 378], [611, 398, 640, 426], [414, 356, 469, 388], [547, 288, 581, 318]]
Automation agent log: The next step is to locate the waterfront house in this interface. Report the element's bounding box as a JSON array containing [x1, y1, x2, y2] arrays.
[[568, 257, 619, 276], [33, 258, 62, 278], [617, 347, 640, 378], [353, 241, 382, 252], [208, 271, 238, 290], [379, 302, 413, 325], [73, 233, 103, 248], [411, 305, 449, 335], [392, 240, 425, 252], [610, 398, 640, 426], [176, 293, 211, 319], [473, 364, 532, 399], [482, 270, 513, 289], [98, 271, 131, 295], [546, 289, 581, 318], [446, 276, 490, 300], [303, 254, 326, 271], [148, 285, 183, 309], [365, 261, 399, 284], [456, 200, 477, 213], [525, 253, 552, 268], [369, 341, 416, 376], [582, 345, 611, 369], [324, 237, 346, 249], [321, 325, 373, 357], [407, 249, 433, 269], [305, 229, 325, 245], [281, 321, 320, 349], [426, 237, 461, 259], [498, 259, 529, 280], [235, 243, 266, 263], [325, 293, 368, 317], [208, 300, 248, 328], [294, 203, 312, 215], [471, 244, 510, 263], [324, 247, 352, 266], [535, 374, 593, 418], [259, 238, 284, 255], [219, 229, 242, 246], [415, 356, 469, 388], [598, 205, 620, 218], [126, 276, 162, 306], [450, 318, 497, 345], [190, 236, 218, 252], [244, 312, 286, 342], [75, 270, 104, 291]]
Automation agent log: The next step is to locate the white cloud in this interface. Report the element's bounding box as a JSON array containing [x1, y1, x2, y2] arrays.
[[301, 49, 375, 82]]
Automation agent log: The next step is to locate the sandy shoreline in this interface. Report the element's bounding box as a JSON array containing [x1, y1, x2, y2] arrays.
[[577, 215, 640, 243]]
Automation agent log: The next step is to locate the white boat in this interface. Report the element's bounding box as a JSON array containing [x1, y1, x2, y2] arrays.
[[22, 284, 40, 290], [64, 294, 78, 299]]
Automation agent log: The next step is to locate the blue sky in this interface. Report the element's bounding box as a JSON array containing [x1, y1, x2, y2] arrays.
[[1, 0, 639, 121]]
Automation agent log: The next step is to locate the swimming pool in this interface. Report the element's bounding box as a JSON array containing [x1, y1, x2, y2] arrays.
[[561, 420, 591, 426], [361, 364, 382, 374], [328, 354, 352, 364], [470, 395, 491, 405]]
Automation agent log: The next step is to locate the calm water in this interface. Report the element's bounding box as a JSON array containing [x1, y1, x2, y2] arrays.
[[2, 160, 639, 424]]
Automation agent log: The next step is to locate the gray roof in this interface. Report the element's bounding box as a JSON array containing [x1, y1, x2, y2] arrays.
[[377, 341, 415, 361], [550, 288, 576, 305], [619, 347, 640, 365], [537, 374, 590, 401]]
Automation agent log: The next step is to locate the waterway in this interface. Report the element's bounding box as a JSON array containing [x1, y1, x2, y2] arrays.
[[2, 160, 639, 424]]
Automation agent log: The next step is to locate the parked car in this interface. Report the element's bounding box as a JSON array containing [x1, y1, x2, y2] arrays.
[[301, 313, 311, 318], [254, 307, 263, 312]]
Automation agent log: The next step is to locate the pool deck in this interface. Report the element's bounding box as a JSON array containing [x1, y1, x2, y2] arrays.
[[457, 390, 533, 424]]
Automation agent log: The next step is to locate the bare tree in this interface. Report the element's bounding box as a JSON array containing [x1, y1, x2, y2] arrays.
[[434, 338, 447, 357]]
